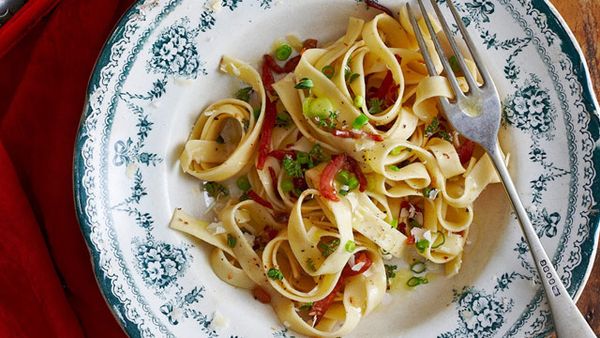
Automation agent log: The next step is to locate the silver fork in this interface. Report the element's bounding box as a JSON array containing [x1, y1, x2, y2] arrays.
[[407, 0, 596, 337]]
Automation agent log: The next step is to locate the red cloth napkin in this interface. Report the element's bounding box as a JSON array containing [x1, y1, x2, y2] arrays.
[[0, 0, 135, 337]]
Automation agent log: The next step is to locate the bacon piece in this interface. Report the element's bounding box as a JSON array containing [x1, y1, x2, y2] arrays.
[[365, 0, 394, 17], [257, 98, 277, 169], [247, 190, 274, 209]]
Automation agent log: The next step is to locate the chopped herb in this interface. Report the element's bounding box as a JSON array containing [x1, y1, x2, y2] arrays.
[[344, 240, 356, 253], [318, 238, 340, 257], [306, 258, 316, 271], [295, 77, 314, 89], [275, 43, 293, 61], [438, 130, 453, 142], [282, 155, 303, 178], [316, 111, 338, 129], [296, 151, 313, 168], [384, 264, 397, 280], [352, 114, 369, 130], [408, 218, 422, 228], [236, 176, 251, 191], [448, 55, 461, 74], [253, 107, 261, 121], [322, 65, 335, 79], [424, 117, 440, 137], [389, 218, 398, 229], [422, 187, 439, 200], [353, 95, 365, 108], [410, 261, 427, 274], [348, 72, 360, 83], [281, 179, 293, 193], [308, 143, 327, 163], [227, 234, 237, 248], [339, 187, 350, 196], [416, 239, 430, 253], [216, 135, 225, 144], [235, 87, 254, 102], [298, 302, 313, 311], [368, 98, 383, 115], [203, 181, 229, 199], [432, 232, 446, 249], [275, 112, 292, 128], [267, 268, 284, 280], [389, 165, 401, 172], [406, 276, 429, 287], [390, 146, 404, 156]]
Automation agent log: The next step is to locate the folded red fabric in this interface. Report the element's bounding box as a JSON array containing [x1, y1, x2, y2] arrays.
[[0, 0, 60, 58], [0, 0, 134, 337]]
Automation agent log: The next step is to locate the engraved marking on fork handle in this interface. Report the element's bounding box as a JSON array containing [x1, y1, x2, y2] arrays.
[[540, 259, 561, 297]]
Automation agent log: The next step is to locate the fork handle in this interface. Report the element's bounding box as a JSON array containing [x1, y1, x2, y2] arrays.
[[488, 144, 595, 338]]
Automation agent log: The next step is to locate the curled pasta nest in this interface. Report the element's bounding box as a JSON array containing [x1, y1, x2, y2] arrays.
[[171, 8, 500, 337]]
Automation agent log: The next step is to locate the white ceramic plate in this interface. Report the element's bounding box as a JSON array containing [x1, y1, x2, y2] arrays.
[[74, 0, 600, 337]]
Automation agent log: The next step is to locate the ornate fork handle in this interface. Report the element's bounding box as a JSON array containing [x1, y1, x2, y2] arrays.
[[407, 0, 597, 335], [488, 144, 596, 338]]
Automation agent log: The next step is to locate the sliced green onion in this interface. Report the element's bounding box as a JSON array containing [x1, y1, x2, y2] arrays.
[[227, 234, 237, 248], [304, 97, 333, 119], [347, 176, 359, 190], [389, 218, 398, 229], [281, 179, 293, 193], [236, 176, 251, 191], [339, 188, 350, 196], [406, 276, 429, 287], [344, 240, 356, 253], [275, 43, 293, 61], [267, 267, 284, 280], [295, 77, 314, 89], [416, 239, 430, 253], [390, 146, 404, 156], [432, 232, 446, 249], [352, 114, 369, 130], [336, 170, 351, 184], [353, 95, 365, 108], [389, 165, 401, 172], [410, 261, 427, 274], [322, 65, 335, 79]]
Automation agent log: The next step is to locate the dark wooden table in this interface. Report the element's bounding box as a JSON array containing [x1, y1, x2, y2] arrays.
[[550, 0, 600, 334]]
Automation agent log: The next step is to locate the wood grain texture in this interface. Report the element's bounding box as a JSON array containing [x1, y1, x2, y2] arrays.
[[549, 0, 600, 335]]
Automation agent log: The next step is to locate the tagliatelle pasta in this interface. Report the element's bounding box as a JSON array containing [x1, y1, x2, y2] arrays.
[[170, 7, 500, 337]]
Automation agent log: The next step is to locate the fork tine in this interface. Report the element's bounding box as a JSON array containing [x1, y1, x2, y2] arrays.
[[427, 0, 478, 91], [445, 0, 494, 88], [406, 3, 437, 77], [415, 0, 465, 98]]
